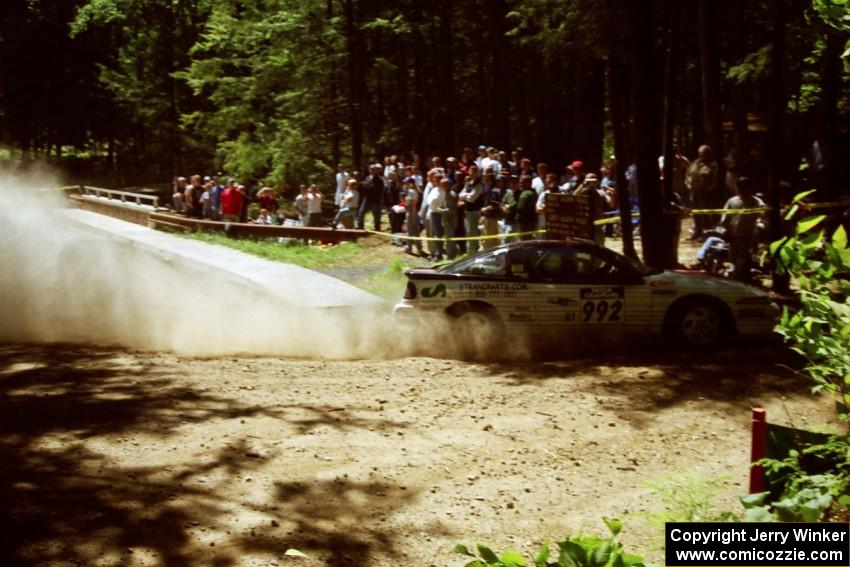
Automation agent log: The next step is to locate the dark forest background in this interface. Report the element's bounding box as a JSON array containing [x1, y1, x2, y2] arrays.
[[1, 0, 848, 264]]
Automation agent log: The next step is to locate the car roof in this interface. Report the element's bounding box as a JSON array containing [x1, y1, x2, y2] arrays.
[[496, 238, 603, 251]]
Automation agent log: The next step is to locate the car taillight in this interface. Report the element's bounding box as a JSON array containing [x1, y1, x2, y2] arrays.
[[404, 280, 417, 300]]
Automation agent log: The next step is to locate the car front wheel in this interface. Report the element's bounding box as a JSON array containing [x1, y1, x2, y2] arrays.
[[666, 299, 729, 348]]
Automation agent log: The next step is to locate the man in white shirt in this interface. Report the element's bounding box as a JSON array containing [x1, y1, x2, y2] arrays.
[[532, 162, 548, 194], [427, 177, 448, 261]]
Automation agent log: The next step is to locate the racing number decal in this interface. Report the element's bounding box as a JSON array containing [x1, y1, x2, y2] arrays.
[[581, 299, 623, 322], [579, 287, 625, 323]]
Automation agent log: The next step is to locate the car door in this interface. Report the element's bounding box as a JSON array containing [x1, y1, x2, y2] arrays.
[[525, 245, 648, 333]]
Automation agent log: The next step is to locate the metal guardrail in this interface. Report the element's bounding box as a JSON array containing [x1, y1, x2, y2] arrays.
[[148, 212, 369, 242], [80, 186, 159, 208]]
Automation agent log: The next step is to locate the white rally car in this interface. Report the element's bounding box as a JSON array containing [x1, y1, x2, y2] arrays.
[[393, 240, 778, 348]]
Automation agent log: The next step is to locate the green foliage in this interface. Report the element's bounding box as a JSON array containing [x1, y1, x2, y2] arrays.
[[644, 470, 734, 524], [772, 192, 850, 416], [455, 519, 647, 567], [742, 438, 850, 522], [727, 44, 772, 85], [182, 0, 344, 185], [182, 232, 364, 269], [761, 193, 850, 522], [71, 0, 213, 175]]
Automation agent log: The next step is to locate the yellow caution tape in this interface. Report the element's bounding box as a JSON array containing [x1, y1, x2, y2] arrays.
[[366, 228, 546, 242], [365, 199, 848, 240]]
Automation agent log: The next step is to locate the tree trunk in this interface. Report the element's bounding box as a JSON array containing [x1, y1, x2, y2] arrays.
[[344, 0, 362, 172], [698, 0, 724, 189], [729, 0, 748, 144], [662, 0, 682, 266], [437, 3, 455, 155], [631, 0, 673, 268], [768, 0, 789, 294], [328, 0, 340, 166], [607, 1, 637, 260], [487, 0, 511, 151]]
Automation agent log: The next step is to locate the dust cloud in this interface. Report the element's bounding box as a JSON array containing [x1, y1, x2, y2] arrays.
[[0, 174, 500, 360]]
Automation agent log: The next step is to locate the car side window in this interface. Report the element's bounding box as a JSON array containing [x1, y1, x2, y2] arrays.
[[528, 248, 580, 281], [529, 247, 629, 283]]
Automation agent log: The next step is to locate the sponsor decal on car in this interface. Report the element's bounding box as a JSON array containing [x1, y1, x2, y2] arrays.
[[421, 284, 447, 298]]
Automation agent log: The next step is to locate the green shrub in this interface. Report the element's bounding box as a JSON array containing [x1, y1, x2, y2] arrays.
[[455, 518, 647, 567]]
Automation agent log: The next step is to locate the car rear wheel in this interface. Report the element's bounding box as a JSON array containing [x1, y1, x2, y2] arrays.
[[450, 304, 505, 359], [666, 299, 729, 348]]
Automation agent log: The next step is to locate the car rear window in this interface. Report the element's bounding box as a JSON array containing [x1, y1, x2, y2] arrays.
[[450, 248, 510, 277]]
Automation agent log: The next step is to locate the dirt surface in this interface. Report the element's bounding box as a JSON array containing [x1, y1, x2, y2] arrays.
[[0, 342, 835, 567]]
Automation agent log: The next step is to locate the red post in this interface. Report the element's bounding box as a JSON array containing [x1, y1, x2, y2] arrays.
[[750, 408, 767, 493]]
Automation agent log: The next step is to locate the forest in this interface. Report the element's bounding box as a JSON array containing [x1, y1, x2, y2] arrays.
[[0, 0, 848, 265]]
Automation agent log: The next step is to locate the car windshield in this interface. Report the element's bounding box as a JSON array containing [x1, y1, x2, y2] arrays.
[[606, 248, 656, 276]]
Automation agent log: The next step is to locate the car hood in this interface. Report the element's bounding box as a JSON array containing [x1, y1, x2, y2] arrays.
[[647, 270, 768, 296]]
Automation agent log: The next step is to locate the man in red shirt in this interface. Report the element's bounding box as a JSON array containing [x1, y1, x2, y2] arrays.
[[219, 179, 244, 222]]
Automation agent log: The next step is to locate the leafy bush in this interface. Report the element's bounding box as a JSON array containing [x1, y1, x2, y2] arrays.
[[760, 194, 850, 520], [455, 518, 647, 567], [771, 191, 850, 418]]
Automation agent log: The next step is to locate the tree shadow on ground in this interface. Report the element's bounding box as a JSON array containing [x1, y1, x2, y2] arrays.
[[0, 344, 412, 566], [478, 341, 812, 427], [237, 479, 419, 566]]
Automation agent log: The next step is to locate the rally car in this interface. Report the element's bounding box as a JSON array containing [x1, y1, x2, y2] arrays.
[[393, 240, 778, 348]]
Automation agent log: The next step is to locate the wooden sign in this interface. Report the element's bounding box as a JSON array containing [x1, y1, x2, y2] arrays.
[[544, 192, 594, 240]]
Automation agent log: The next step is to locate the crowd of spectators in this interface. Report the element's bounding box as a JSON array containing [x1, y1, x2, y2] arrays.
[[169, 141, 769, 275]]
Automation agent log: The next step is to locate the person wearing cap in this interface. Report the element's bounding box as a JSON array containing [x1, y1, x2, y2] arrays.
[[562, 160, 586, 193]]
